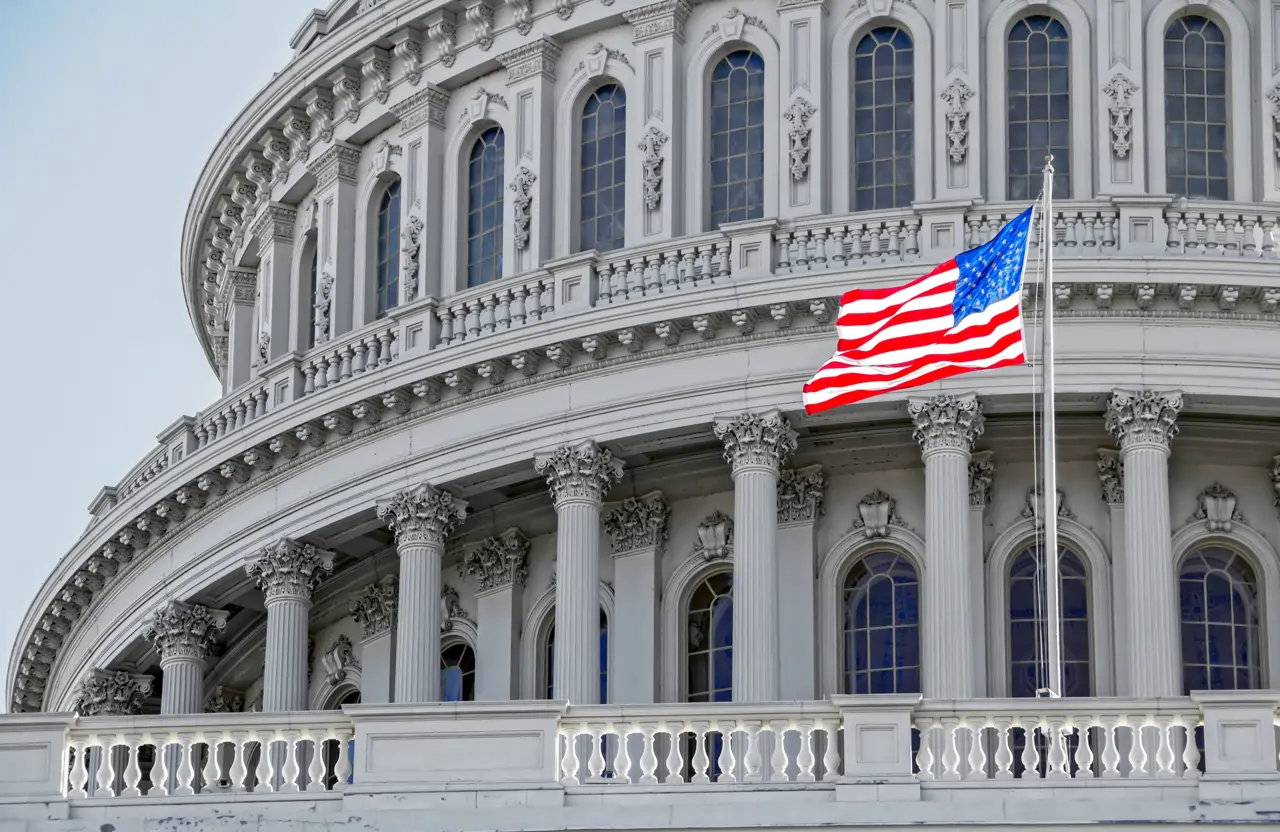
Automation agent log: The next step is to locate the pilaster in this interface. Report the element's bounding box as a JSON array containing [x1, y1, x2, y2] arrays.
[[390, 86, 451, 300], [305, 142, 361, 340], [464, 529, 529, 701], [776, 465, 824, 700], [535, 441, 623, 704], [624, 0, 690, 242], [1095, 0, 1145, 194], [497, 38, 560, 275], [250, 203, 297, 367], [217, 268, 258, 394], [967, 450, 993, 696], [1261, 0, 1280, 202], [604, 492, 669, 704], [1097, 448, 1129, 694], [713, 410, 798, 702], [245, 538, 334, 712], [377, 484, 468, 703], [777, 0, 827, 218], [933, 0, 981, 199], [350, 575, 399, 704], [1105, 389, 1182, 697], [909, 393, 983, 698], [141, 601, 229, 715]]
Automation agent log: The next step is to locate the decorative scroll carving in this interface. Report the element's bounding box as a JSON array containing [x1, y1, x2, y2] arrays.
[[1022, 486, 1075, 527], [141, 601, 228, 661], [350, 575, 398, 639], [321, 635, 360, 686], [692, 510, 733, 561], [783, 98, 818, 181], [440, 583, 474, 631], [702, 6, 769, 41], [401, 214, 423, 300], [777, 465, 825, 523], [376, 483, 469, 547], [1098, 448, 1124, 505], [504, 0, 533, 36], [940, 78, 975, 164], [509, 166, 537, 250], [426, 14, 458, 68], [1105, 389, 1182, 452], [466, 1, 496, 51], [1102, 74, 1138, 159], [908, 393, 984, 454], [604, 491, 670, 553], [852, 490, 907, 538], [535, 440, 624, 506], [968, 451, 994, 507], [638, 126, 668, 210], [463, 528, 529, 591], [1192, 482, 1245, 532], [313, 270, 334, 345], [714, 410, 797, 472], [245, 538, 334, 601]]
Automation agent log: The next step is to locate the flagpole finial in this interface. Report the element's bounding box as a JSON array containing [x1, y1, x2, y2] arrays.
[[1044, 153, 1055, 173]]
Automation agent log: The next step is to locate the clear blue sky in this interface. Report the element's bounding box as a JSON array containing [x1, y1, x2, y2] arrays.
[[0, 0, 320, 710]]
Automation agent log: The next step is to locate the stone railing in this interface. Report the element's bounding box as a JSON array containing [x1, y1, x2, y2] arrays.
[[299, 320, 400, 397], [193, 381, 273, 450], [430, 272, 557, 349]]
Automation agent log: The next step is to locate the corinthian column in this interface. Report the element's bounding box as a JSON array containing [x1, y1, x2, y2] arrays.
[[246, 539, 334, 712], [713, 410, 798, 702], [142, 601, 229, 714], [909, 393, 984, 699], [377, 484, 468, 703], [1105, 389, 1182, 697], [535, 441, 623, 704]]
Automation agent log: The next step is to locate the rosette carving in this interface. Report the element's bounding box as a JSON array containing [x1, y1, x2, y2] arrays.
[[908, 394, 984, 454], [141, 601, 229, 662], [777, 465, 825, 523], [350, 575, 399, 639], [534, 440, 624, 506], [713, 409, 797, 472], [603, 491, 670, 553], [376, 483, 469, 546], [463, 528, 529, 591], [245, 538, 334, 601], [1104, 389, 1182, 452]]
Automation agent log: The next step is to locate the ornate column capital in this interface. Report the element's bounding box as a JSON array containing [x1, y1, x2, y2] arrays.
[[376, 483, 468, 547], [714, 409, 798, 473], [245, 538, 334, 602], [141, 601, 229, 663], [604, 491, 670, 554], [968, 450, 994, 507], [1098, 448, 1124, 505], [250, 202, 297, 247], [1105, 389, 1182, 453], [306, 141, 361, 188], [350, 575, 399, 640], [623, 0, 692, 44], [204, 685, 244, 713], [908, 393, 984, 456], [463, 528, 529, 592], [534, 440, 624, 507], [73, 669, 154, 716], [777, 465, 825, 523]]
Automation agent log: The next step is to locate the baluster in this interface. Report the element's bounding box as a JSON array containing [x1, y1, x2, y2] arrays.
[[122, 732, 144, 796], [151, 735, 172, 796], [332, 728, 353, 790], [775, 233, 792, 272], [1165, 214, 1183, 252], [904, 219, 921, 257], [1102, 214, 1117, 248], [233, 401, 247, 431], [820, 718, 841, 782], [1241, 217, 1259, 254], [642, 255, 661, 294], [378, 332, 393, 366], [255, 733, 275, 793], [1225, 216, 1243, 253], [1180, 715, 1200, 779], [1018, 716, 1040, 779], [277, 729, 301, 793], [697, 247, 714, 283], [496, 290, 513, 330], [95, 734, 115, 796], [609, 724, 629, 782], [965, 717, 987, 780], [992, 716, 1014, 779], [1126, 716, 1149, 778], [1060, 214, 1077, 248], [1081, 215, 1098, 247], [796, 719, 816, 783], [477, 296, 495, 334], [965, 219, 981, 249], [174, 731, 196, 795], [795, 230, 812, 271], [1188, 215, 1207, 253], [716, 723, 737, 784], [525, 283, 543, 322], [537, 278, 555, 317], [437, 307, 455, 344], [914, 719, 935, 781], [811, 229, 829, 269], [325, 351, 340, 386], [1099, 716, 1121, 778], [769, 720, 789, 782], [587, 724, 607, 783], [254, 389, 268, 420], [351, 341, 367, 375], [1207, 215, 1225, 253], [690, 721, 711, 784], [201, 733, 220, 794], [663, 722, 686, 785], [680, 249, 696, 285], [662, 252, 680, 289], [940, 717, 962, 781], [227, 731, 249, 792], [305, 731, 325, 791], [68, 739, 89, 798], [338, 346, 353, 380], [742, 720, 763, 783], [715, 242, 731, 278], [559, 727, 580, 786], [510, 286, 528, 326], [637, 722, 659, 785], [878, 224, 893, 261], [1153, 715, 1175, 778], [464, 300, 481, 339], [597, 263, 614, 302], [887, 224, 902, 260], [828, 227, 849, 268], [850, 224, 867, 264], [1073, 716, 1096, 779], [1261, 218, 1277, 257], [1044, 715, 1068, 779], [625, 259, 643, 297]]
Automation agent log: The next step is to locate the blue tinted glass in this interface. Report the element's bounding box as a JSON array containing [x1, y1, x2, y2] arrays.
[[852, 27, 914, 210], [375, 179, 401, 317], [467, 127, 505, 286], [843, 553, 920, 693], [1007, 16, 1070, 200], [580, 85, 627, 253], [709, 51, 765, 228], [1164, 16, 1228, 198], [439, 643, 475, 702], [686, 572, 733, 702], [1008, 547, 1090, 697], [1179, 547, 1259, 693]]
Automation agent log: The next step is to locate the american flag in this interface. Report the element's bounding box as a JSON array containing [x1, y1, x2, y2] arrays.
[[802, 206, 1035, 415]]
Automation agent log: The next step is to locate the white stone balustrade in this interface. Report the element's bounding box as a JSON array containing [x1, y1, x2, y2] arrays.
[[775, 208, 923, 274], [432, 274, 557, 348], [301, 321, 399, 396], [595, 232, 732, 302], [965, 201, 1121, 253], [193, 382, 272, 450], [1163, 203, 1280, 257]]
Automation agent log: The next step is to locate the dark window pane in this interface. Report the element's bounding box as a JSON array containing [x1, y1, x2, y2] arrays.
[[843, 553, 920, 694], [1164, 16, 1229, 199], [709, 50, 765, 228], [466, 127, 505, 286], [852, 27, 915, 211], [1179, 547, 1260, 693], [1006, 15, 1071, 199], [579, 85, 627, 253]]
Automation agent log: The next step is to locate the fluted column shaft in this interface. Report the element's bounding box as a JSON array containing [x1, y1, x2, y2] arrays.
[[158, 656, 204, 715], [536, 441, 624, 705], [395, 541, 444, 702], [1107, 390, 1183, 697], [910, 394, 984, 699], [263, 593, 311, 711]]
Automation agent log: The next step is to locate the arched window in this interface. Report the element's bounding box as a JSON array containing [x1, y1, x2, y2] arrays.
[[1007, 16, 1071, 201], [440, 642, 476, 702], [306, 245, 318, 348], [467, 127, 505, 287], [543, 609, 609, 703], [843, 552, 920, 694], [375, 180, 401, 317], [686, 571, 733, 702], [1009, 546, 1090, 697], [580, 84, 627, 253], [1180, 546, 1261, 692], [852, 27, 914, 211], [709, 50, 765, 229], [1163, 16, 1228, 200]]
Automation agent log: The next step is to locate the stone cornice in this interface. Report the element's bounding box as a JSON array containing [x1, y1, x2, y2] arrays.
[[496, 37, 561, 84], [307, 142, 361, 188], [390, 85, 450, 135], [623, 0, 691, 43], [250, 203, 298, 246]]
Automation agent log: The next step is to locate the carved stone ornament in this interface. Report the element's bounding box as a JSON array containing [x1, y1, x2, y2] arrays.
[[440, 583, 474, 631], [579, 42, 633, 78], [714, 409, 798, 472], [638, 126, 669, 210], [908, 393, 984, 455], [1192, 482, 1245, 532], [374, 140, 402, 174], [968, 451, 994, 507], [1097, 448, 1124, 505], [321, 635, 360, 686], [1021, 485, 1076, 527], [204, 685, 244, 713], [534, 440, 624, 506], [1102, 74, 1138, 159], [783, 97, 818, 181], [692, 510, 734, 561], [401, 214, 424, 300], [376, 483, 469, 547], [603, 491, 670, 553], [73, 669, 154, 717], [777, 465, 826, 523], [703, 6, 769, 41], [852, 490, 907, 538], [252, 330, 270, 368], [141, 601, 229, 662], [1268, 86, 1280, 162], [350, 575, 398, 639], [504, 0, 534, 36], [940, 77, 975, 164], [245, 538, 335, 602], [509, 166, 537, 251], [1272, 454, 1280, 509], [1104, 389, 1182, 452], [314, 270, 335, 345], [463, 528, 530, 591]]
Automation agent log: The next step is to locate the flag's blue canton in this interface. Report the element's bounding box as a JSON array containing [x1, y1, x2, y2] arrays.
[[951, 206, 1034, 323]]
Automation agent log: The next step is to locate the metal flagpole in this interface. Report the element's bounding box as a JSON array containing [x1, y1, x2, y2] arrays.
[[1039, 155, 1063, 698]]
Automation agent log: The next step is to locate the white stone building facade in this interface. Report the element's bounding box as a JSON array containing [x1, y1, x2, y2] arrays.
[[3, 0, 1280, 829]]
